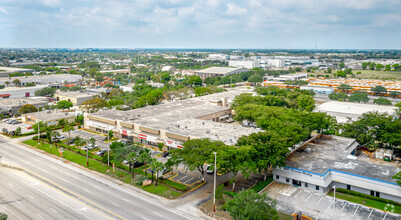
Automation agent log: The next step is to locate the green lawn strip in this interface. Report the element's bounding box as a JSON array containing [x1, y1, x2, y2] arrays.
[[249, 176, 274, 193], [277, 212, 293, 220], [140, 184, 181, 199], [23, 140, 183, 198], [328, 191, 401, 214], [161, 178, 189, 191]]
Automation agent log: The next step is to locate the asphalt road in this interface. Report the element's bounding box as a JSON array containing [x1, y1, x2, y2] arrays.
[[0, 136, 204, 220]]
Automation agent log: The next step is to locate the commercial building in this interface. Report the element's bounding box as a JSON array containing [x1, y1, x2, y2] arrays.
[[0, 97, 49, 115], [315, 101, 398, 123], [0, 85, 48, 99], [273, 135, 401, 203], [0, 74, 82, 86], [229, 60, 260, 69], [263, 73, 308, 83], [0, 67, 34, 77], [84, 87, 260, 149], [300, 86, 334, 94], [259, 59, 285, 69], [99, 69, 130, 75], [21, 110, 77, 125], [194, 67, 248, 79], [54, 92, 94, 106]]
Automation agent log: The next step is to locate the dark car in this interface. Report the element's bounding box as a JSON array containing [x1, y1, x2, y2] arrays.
[[162, 151, 170, 157], [133, 161, 144, 168], [66, 138, 75, 145], [96, 149, 107, 156]]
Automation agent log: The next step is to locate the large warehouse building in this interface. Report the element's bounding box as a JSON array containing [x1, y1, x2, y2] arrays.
[[0, 74, 82, 86], [273, 135, 401, 203], [194, 67, 248, 79], [315, 101, 398, 123], [84, 87, 260, 149]]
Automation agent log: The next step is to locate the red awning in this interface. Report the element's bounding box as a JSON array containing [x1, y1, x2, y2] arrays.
[[0, 94, 11, 97]]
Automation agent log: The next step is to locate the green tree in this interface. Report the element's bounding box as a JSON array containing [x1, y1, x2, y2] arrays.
[[138, 149, 152, 176], [385, 65, 391, 71], [393, 171, 401, 186], [362, 62, 368, 70], [0, 212, 8, 220], [56, 100, 73, 109], [35, 87, 56, 96], [339, 62, 345, 69], [81, 97, 107, 112], [62, 125, 74, 140], [168, 138, 221, 178], [224, 190, 278, 220], [296, 94, 315, 111], [328, 92, 348, 101], [15, 127, 22, 136], [327, 68, 332, 73], [194, 87, 213, 96], [373, 97, 392, 106], [247, 74, 263, 83], [50, 131, 60, 146], [4, 81, 10, 87], [371, 85, 387, 96], [348, 91, 369, 103], [396, 102, 401, 111], [389, 91, 401, 98], [58, 118, 66, 127], [375, 63, 384, 71], [392, 64, 400, 71], [337, 84, 353, 93], [108, 130, 114, 139], [89, 137, 96, 146], [17, 104, 38, 114], [12, 79, 21, 86]]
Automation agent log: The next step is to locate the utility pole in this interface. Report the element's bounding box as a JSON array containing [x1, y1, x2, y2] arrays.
[[86, 148, 89, 167], [37, 106, 40, 145], [107, 127, 110, 172], [333, 185, 336, 220], [213, 152, 217, 212]]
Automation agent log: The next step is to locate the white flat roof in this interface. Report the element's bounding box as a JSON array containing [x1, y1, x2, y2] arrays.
[[195, 67, 246, 75]]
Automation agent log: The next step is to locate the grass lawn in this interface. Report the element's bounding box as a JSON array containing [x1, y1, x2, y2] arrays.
[[278, 212, 293, 220], [312, 70, 401, 81], [328, 191, 401, 214], [23, 139, 183, 199]]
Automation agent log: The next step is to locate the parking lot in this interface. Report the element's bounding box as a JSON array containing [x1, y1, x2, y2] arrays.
[[264, 183, 400, 220], [65, 129, 109, 149], [170, 171, 202, 187], [0, 120, 32, 134]]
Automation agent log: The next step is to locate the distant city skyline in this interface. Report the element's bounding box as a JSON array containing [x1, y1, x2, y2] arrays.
[[1, 0, 401, 49]]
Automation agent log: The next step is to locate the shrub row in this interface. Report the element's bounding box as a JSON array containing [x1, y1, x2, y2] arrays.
[[161, 179, 188, 191], [250, 176, 274, 193], [223, 191, 238, 197], [336, 188, 401, 207]]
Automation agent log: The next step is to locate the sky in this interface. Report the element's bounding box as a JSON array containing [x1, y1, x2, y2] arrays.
[[1, 0, 401, 49]]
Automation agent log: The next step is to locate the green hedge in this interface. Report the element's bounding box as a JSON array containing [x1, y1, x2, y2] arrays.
[[0, 212, 7, 220], [336, 188, 401, 207], [223, 191, 238, 197], [161, 179, 188, 191], [250, 176, 274, 193]]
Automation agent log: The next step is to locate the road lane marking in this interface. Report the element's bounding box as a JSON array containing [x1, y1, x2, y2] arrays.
[[111, 202, 120, 207], [28, 195, 34, 199], [50, 208, 58, 213], [383, 212, 388, 220], [8, 183, 14, 187], [37, 214, 44, 219]]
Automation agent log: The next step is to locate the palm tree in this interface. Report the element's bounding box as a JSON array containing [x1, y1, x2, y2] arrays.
[[62, 126, 74, 140], [138, 149, 152, 176], [51, 131, 60, 147], [5, 81, 10, 87], [126, 152, 138, 178], [151, 160, 164, 186], [89, 137, 96, 147]]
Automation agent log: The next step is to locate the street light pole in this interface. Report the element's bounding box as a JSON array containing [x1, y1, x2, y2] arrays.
[[37, 106, 40, 144], [106, 127, 111, 172], [86, 148, 89, 167], [333, 185, 336, 220], [213, 152, 217, 212]]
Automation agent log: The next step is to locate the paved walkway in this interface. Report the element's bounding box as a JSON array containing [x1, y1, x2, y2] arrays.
[[263, 182, 400, 220]]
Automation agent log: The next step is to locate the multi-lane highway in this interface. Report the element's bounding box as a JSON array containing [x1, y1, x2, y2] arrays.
[[0, 136, 204, 220]]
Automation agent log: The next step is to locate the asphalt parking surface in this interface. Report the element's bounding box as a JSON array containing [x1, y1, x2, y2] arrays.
[[171, 171, 202, 187], [65, 129, 109, 149], [265, 183, 400, 220], [0, 121, 32, 134]]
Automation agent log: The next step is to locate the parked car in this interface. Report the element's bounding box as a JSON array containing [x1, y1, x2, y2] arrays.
[[80, 146, 88, 151], [96, 149, 107, 156], [9, 131, 15, 136], [87, 144, 98, 150], [206, 165, 214, 174], [162, 168, 171, 174], [66, 138, 75, 145], [133, 161, 144, 168], [162, 151, 170, 157], [51, 135, 65, 142], [6, 120, 13, 124], [27, 126, 32, 129]]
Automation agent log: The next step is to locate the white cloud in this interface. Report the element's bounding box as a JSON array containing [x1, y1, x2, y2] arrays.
[[225, 3, 247, 16], [0, 8, 8, 14], [326, 14, 339, 22], [42, 0, 60, 7]]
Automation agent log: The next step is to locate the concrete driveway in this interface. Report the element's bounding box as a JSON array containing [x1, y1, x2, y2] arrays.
[[0, 121, 32, 134], [263, 182, 400, 220], [63, 129, 109, 149]]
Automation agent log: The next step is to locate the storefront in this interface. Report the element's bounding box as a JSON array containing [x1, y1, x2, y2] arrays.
[[138, 133, 159, 147], [119, 129, 134, 141], [164, 139, 183, 150], [86, 120, 115, 134]]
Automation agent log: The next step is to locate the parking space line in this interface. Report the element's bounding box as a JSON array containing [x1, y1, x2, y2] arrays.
[[277, 205, 281, 211], [341, 202, 347, 212], [294, 190, 302, 198], [353, 205, 359, 215], [305, 193, 312, 201], [316, 196, 324, 205], [183, 177, 194, 184], [367, 209, 373, 219]]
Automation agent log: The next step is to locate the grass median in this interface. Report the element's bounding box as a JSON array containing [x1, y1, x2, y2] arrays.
[[23, 139, 184, 199]]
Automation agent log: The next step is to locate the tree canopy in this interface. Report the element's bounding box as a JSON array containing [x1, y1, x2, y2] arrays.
[[17, 104, 38, 114]]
